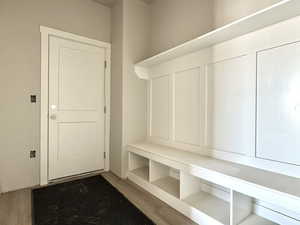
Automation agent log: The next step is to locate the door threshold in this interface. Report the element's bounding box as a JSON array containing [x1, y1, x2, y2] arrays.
[[49, 170, 105, 185]]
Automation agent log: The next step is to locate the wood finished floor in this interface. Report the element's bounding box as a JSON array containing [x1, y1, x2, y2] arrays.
[[0, 188, 32, 225], [0, 172, 197, 225]]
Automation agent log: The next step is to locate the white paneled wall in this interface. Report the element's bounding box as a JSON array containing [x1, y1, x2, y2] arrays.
[[174, 67, 205, 146], [256, 41, 300, 166], [150, 75, 170, 140], [147, 15, 300, 178], [206, 55, 256, 156]]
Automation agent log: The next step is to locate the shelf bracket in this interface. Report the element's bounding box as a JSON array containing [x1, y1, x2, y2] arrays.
[[134, 65, 150, 80]]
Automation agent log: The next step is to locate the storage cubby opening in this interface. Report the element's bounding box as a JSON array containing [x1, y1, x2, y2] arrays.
[[150, 161, 180, 198], [129, 153, 149, 181], [181, 172, 231, 225], [231, 191, 279, 225]]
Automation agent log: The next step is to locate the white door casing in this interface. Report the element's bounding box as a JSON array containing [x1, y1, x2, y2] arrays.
[[40, 27, 111, 184]]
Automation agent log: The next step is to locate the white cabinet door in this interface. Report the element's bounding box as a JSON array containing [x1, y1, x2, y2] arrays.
[[257, 42, 300, 166], [48, 36, 106, 180]]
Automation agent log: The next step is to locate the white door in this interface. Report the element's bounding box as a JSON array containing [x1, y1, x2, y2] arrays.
[[48, 36, 106, 180]]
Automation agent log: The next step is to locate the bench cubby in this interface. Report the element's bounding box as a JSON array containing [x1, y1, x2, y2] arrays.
[[127, 143, 300, 225], [231, 190, 278, 225], [150, 160, 180, 198], [181, 172, 231, 225], [128, 152, 149, 181]]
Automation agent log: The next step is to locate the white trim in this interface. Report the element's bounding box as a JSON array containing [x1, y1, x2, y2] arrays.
[[40, 30, 49, 186], [104, 47, 111, 172], [40, 26, 110, 48], [40, 26, 111, 185]]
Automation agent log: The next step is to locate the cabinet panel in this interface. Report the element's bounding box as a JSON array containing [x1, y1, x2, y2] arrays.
[[150, 75, 170, 140], [206, 56, 255, 155], [257, 42, 300, 166], [174, 67, 205, 146]]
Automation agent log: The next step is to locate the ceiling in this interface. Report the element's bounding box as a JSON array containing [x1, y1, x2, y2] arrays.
[[93, 0, 153, 7]]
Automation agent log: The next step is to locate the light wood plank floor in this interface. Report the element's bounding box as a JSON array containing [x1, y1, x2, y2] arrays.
[[0, 172, 197, 225], [102, 173, 197, 225], [0, 189, 32, 225]]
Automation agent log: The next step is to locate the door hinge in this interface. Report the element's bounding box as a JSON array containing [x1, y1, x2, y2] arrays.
[[104, 61, 107, 69], [104, 152, 106, 159], [104, 106, 107, 114]]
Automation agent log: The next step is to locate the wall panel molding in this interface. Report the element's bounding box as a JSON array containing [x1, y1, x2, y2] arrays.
[[174, 67, 205, 146], [145, 16, 300, 178], [149, 75, 170, 140]]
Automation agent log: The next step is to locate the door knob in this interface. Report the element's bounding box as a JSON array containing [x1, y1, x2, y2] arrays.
[[50, 114, 57, 120], [51, 105, 57, 110]]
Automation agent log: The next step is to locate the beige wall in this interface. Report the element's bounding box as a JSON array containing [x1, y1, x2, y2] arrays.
[[110, 0, 150, 178], [148, 0, 284, 56], [213, 0, 283, 27], [0, 0, 111, 192], [149, 0, 213, 55], [122, 0, 150, 177], [110, 0, 124, 178], [0, 0, 285, 192]]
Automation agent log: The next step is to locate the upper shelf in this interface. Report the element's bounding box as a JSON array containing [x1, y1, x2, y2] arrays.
[[134, 0, 300, 79]]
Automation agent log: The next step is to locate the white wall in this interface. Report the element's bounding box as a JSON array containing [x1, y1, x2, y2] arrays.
[[0, 0, 111, 192]]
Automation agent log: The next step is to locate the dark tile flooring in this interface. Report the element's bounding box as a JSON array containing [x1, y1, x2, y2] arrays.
[[33, 175, 155, 225]]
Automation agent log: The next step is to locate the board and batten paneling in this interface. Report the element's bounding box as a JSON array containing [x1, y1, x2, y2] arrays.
[[206, 55, 256, 156], [135, 11, 300, 225], [145, 15, 300, 178], [174, 67, 206, 146], [257, 41, 300, 166], [150, 75, 170, 140]]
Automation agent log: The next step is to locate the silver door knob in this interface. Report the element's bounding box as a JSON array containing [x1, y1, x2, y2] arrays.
[[50, 114, 56, 120]]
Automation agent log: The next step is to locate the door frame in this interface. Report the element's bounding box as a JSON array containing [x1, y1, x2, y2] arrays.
[[40, 26, 111, 185]]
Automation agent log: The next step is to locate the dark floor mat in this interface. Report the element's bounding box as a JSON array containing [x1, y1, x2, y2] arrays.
[[33, 175, 155, 225]]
